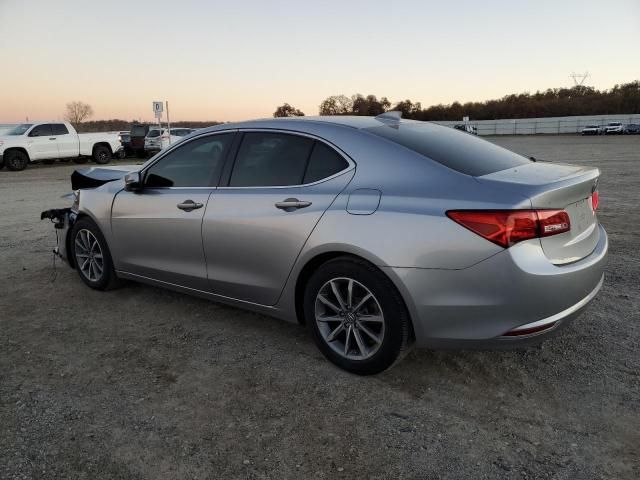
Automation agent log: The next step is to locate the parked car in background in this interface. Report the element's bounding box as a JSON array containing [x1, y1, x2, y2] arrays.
[[603, 122, 624, 135], [581, 125, 602, 136], [144, 127, 195, 155], [0, 121, 123, 171], [41, 114, 607, 374], [453, 124, 478, 135], [623, 124, 640, 135], [117, 131, 132, 158], [129, 124, 150, 158]]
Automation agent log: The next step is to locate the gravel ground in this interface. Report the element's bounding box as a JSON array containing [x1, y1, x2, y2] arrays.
[[1, 135, 638, 479]]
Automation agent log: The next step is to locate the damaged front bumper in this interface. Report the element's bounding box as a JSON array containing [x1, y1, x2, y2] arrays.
[[40, 208, 76, 265]]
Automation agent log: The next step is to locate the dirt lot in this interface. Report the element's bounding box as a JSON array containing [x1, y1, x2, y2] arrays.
[[1, 135, 639, 479]]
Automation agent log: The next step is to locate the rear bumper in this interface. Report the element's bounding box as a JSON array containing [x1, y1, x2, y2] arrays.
[[387, 224, 608, 347]]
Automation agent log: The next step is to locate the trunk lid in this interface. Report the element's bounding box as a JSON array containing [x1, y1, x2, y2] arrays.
[[477, 162, 600, 264]]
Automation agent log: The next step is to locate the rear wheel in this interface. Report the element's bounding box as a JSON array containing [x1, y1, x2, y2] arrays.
[[70, 218, 120, 290], [5, 150, 29, 171], [304, 257, 412, 375], [93, 145, 112, 164]]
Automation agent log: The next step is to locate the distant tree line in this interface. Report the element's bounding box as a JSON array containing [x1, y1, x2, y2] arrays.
[[75, 119, 223, 133], [274, 81, 639, 121]]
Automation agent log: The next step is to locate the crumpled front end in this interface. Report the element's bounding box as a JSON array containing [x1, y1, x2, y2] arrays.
[[41, 208, 77, 266]]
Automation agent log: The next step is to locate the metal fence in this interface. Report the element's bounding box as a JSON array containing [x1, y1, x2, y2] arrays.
[[434, 114, 640, 136]]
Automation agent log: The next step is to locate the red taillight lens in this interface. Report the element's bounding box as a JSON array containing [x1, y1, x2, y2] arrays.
[[591, 191, 599, 212], [446, 209, 571, 248]]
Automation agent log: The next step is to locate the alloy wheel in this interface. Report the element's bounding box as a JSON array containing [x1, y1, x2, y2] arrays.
[[314, 277, 385, 360], [74, 229, 104, 282]]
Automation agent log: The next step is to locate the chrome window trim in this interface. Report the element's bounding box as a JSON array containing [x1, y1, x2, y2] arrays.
[[219, 128, 355, 190]]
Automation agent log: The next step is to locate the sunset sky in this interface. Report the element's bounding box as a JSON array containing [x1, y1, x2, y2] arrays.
[[1, 0, 638, 123]]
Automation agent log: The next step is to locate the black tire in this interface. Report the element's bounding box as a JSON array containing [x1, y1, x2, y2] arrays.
[[304, 256, 413, 375], [5, 150, 29, 171], [93, 144, 112, 164], [69, 217, 121, 290], [73, 157, 89, 164], [41, 159, 55, 165], [117, 149, 127, 159]]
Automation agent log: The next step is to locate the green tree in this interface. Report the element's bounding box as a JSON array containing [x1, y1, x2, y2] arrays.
[[319, 95, 353, 115], [273, 103, 305, 117]]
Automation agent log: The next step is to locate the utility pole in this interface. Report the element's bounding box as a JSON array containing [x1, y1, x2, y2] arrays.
[[569, 72, 590, 86]]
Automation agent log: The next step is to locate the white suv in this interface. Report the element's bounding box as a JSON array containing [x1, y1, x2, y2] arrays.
[[144, 128, 195, 154], [603, 122, 623, 135]]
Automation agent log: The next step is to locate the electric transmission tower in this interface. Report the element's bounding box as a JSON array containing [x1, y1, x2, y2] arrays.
[[569, 72, 590, 86]]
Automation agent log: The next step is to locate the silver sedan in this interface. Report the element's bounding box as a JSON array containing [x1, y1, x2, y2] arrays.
[[42, 113, 608, 374]]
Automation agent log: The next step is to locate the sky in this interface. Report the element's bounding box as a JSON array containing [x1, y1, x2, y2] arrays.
[[0, 0, 638, 123]]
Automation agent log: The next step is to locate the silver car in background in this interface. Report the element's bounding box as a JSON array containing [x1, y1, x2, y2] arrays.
[[42, 113, 607, 374]]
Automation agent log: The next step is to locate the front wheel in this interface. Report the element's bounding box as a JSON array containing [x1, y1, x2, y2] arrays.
[[5, 150, 29, 171], [304, 257, 412, 375], [70, 218, 120, 290]]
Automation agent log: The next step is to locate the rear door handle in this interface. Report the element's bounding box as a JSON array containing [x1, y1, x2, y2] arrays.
[[275, 198, 312, 212], [177, 199, 204, 211]]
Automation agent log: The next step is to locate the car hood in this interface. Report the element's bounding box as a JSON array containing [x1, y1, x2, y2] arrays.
[[71, 164, 140, 190]]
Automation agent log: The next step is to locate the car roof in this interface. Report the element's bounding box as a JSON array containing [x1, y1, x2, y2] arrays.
[[195, 115, 428, 136]]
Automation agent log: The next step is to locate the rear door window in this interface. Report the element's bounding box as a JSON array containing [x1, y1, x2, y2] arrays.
[[365, 123, 529, 176], [229, 132, 314, 187], [303, 141, 349, 184], [52, 124, 69, 135]]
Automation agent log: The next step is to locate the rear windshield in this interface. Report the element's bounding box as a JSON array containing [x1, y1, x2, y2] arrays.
[[170, 128, 191, 137], [365, 122, 529, 176]]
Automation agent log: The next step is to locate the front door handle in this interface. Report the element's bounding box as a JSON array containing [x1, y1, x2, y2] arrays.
[[49, 137, 56, 140], [177, 199, 204, 212], [275, 198, 312, 212]]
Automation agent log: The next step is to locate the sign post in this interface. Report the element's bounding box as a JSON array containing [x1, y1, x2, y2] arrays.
[[153, 101, 163, 136], [165, 101, 171, 145]]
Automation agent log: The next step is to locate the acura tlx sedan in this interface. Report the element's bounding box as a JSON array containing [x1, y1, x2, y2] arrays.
[[41, 113, 608, 375]]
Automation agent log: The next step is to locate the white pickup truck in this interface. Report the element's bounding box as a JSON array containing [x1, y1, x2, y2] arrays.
[[0, 121, 123, 171]]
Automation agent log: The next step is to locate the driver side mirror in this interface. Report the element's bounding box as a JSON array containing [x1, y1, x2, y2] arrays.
[[124, 171, 142, 192]]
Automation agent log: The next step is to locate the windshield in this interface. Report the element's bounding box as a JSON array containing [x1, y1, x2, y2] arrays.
[[131, 125, 147, 136], [608, 123, 621, 126], [585, 125, 598, 128], [4, 124, 33, 135], [147, 129, 162, 138]]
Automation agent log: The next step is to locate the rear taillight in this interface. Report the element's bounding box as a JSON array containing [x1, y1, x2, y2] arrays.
[[591, 191, 599, 212], [446, 209, 571, 248]]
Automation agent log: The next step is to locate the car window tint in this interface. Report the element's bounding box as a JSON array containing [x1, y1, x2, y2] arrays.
[[30, 124, 53, 137], [229, 132, 314, 187], [144, 133, 234, 188], [365, 123, 530, 176], [52, 124, 69, 135], [303, 142, 348, 183]]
